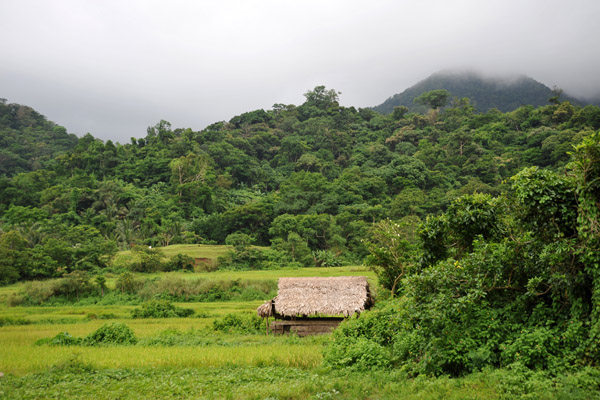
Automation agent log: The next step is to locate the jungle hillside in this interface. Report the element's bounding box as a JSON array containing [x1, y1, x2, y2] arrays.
[[1, 84, 600, 398]]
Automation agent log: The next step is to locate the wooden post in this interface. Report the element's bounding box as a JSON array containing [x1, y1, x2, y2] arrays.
[[265, 317, 269, 336]]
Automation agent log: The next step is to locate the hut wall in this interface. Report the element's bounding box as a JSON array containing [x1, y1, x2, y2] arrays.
[[269, 318, 344, 336]]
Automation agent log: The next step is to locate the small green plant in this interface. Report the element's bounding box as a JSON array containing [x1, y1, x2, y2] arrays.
[[131, 300, 194, 318]]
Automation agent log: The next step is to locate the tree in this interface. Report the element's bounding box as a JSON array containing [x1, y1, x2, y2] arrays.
[[225, 232, 255, 253], [548, 85, 563, 105], [0, 231, 29, 284], [170, 152, 213, 193], [364, 219, 421, 294], [392, 106, 409, 120], [302, 86, 340, 110], [414, 89, 450, 110], [95, 275, 107, 296], [272, 232, 313, 266]]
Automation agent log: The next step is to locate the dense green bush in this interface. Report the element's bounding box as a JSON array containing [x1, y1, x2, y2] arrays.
[[36, 332, 82, 346], [312, 250, 342, 267], [128, 246, 166, 272], [21, 272, 96, 304], [336, 133, 600, 377], [163, 253, 195, 271], [36, 323, 138, 346], [216, 246, 288, 270], [83, 322, 137, 346], [131, 300, 194, 318], [115, 272, 143, 294], [323, 303, 402, 371], [212, 313, 262, 334]]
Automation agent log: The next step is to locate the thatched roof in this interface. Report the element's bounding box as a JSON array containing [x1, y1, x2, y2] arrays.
[[257, 276, 373, 318]]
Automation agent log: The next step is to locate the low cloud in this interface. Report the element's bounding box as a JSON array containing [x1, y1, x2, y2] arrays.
[[1, 0, 599, 142]]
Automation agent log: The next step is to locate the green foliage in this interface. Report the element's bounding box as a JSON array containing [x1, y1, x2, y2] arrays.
[[312, 249, 342, 267], [324, 304, 401, 371], [83, 322, 137, 346], [272, 232, 314, 266], [337, 132, 600, 377], [3, 364, 600, 399], [216, 232, 282, 271], [163, 253, 194, 271], [225, 232, 255, 253], [365, 219, 421, 293], [510, 167, 577, 239], [414, 89, 450, 110], [35, 332, 82, 346], [212, 313, 262, 334], [302, 85, 340, 111], [20, 271, 95, 304], [36, 323, 138, 346], [131, 300, 194, 318], [115, 272, 142, 294], [129, 246, 166, 272], [444, 193, 502, 254]]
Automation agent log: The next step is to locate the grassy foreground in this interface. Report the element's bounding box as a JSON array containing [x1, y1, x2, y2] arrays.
[[1, 261, 599, 399], [2, 362, 599, 399]]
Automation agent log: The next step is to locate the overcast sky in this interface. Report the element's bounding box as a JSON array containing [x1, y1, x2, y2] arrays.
[[1, 0, 599, 143]]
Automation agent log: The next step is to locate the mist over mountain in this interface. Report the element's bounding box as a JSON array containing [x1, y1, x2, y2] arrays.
[[372, 71, 585, 114]]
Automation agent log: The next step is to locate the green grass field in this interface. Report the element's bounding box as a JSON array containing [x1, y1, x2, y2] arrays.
[[1, 248, 598, 399]]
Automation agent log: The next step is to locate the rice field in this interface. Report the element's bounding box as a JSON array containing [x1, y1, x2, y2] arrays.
[[2, 261, 596, 399], [0, 257, 349, 378], [0, 299, 324, 376]]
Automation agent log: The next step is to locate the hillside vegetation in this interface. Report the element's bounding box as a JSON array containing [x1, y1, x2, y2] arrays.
[[2, 86, 600, 284]]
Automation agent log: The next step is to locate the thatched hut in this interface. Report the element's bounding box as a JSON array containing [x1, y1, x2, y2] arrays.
[[257, 276, 373, 336]]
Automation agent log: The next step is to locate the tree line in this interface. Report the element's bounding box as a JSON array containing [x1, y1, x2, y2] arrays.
[[1, 87, 600, 283]]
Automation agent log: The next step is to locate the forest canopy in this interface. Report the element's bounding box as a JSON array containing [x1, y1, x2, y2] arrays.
[[1, 88, 600, 284]]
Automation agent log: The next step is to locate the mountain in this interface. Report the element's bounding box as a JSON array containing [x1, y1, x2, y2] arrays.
[[372, 71, 582, 114], [0, 99, 78, 176]]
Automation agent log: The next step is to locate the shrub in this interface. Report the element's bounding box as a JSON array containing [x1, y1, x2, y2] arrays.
[[83, 322, 137, 345], [323, 303, 401, 371], [0, 317, 31, 327], [313, 250, 342, 267], [36, 332, 82, 346], [131, 300, 194, 318], [212, 313, 262, 334], [163, 253, 194, 272], [115, 272, 143, 294], [137, 276, 276, 302], [53, 271, 95, 300], [128, 246, 166, 272], [324, 337, 391, 371], [6, 293, 25, 307], [23, 279, 58, 304]]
